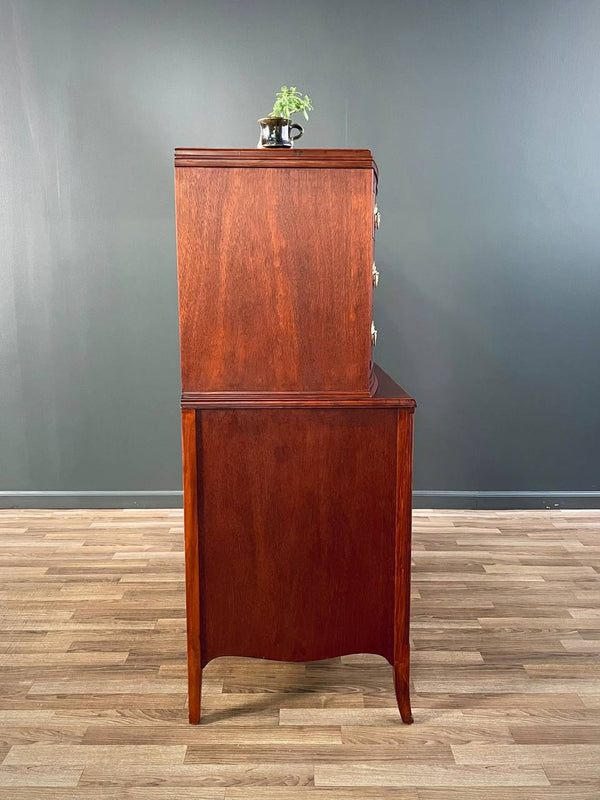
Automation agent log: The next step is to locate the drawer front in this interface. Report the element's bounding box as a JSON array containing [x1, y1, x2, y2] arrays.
[[371, 183, 380, 353]]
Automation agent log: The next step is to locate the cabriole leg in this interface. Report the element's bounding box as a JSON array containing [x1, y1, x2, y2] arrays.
[[394, 659, 413, 724]]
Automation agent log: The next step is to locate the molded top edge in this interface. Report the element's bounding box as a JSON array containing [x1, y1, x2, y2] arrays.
[[174, 148, 377, 174], [180, 365, 415, 409]]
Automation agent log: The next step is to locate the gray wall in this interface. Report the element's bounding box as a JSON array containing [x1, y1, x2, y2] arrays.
[[2, 0, 599, 508]]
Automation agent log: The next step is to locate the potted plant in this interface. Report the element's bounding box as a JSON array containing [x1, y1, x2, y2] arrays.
[[258, 86, 313, 148]]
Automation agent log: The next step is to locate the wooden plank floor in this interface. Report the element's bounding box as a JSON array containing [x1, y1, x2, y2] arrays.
[[0, 508, 599, 798]]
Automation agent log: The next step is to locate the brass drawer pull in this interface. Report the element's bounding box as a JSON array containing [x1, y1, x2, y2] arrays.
[[374, 204, 381, 230], [371, 321, 378, 346]]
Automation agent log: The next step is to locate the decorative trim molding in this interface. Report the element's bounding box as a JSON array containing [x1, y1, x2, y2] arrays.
[[174, 147, 378, 175], [181, 365, 417, 409], [1, 490, 599, 510], [0, 491, 183, 509], [413, 491, 600, 510], [180, 396, 417, 410]]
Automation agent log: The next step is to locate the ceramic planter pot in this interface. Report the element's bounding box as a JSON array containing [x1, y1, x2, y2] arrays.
[[257, 116, 304, 148]]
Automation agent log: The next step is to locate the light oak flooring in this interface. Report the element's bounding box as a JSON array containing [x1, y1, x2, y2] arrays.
[[0, 508, 599, 798]]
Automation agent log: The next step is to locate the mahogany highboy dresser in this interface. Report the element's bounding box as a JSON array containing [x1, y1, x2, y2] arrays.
[[174, 148, 415, 724]]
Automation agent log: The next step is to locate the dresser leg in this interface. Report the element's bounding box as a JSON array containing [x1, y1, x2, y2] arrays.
[[394, 660, 413, 724], [394, 410, 414, 724], [182, 409, 202, 724], [188, 665, 202, 724]]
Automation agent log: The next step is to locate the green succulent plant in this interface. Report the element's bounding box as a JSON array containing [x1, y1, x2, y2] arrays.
[[269, 86, 313, 121]]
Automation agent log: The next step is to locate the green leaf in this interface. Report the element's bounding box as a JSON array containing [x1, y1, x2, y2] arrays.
[[268, 85, 312, 121]]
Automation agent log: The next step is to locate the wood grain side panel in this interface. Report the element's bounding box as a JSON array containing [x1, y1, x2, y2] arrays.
[[197, 408, 397, 664], [175, 167, 373, 394], [181, 409, 201, 723]]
